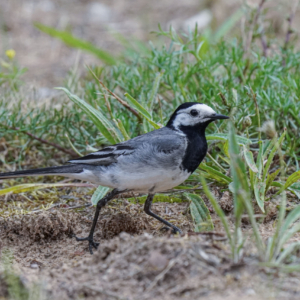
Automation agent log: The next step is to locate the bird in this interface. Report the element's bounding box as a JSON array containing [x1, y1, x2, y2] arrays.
[[0, 102, 229, 254]]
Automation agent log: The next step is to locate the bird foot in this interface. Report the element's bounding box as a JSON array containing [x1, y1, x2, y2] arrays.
[[73, 234, 99, 254], [160, 226, 182, 235]]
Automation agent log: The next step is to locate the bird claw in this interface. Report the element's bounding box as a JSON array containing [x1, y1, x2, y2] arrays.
[[73, 234, 99, 254], [160, 226, 182, 235]]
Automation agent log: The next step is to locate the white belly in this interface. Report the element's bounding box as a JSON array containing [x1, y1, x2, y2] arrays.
[[95, 166, 191, 193]]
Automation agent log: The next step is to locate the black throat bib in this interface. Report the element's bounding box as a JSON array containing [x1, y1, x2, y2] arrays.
[[177, 122, 209, 173]]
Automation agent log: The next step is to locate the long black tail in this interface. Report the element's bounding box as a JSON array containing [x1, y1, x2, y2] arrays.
[[0, 165, 84, 180]]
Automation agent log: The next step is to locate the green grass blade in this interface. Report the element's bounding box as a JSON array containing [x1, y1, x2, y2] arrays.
[[228, 123, 249, 197], [280, 205, 300, 236], [262, 138, 276, 159], [35, 23, 116, 65], [228, 123, 248, 261], [91, 186, 110, 206], [126, 194, 183, 204], [0, 183, 92, 195], [262, 131, 286, 180], [277, 241, 300, 264], [222, 140, 230, 158], [214, 9, 244, 41], [265, 169, 281, 193], [124, 93, 160, 129], [243, 145, 258, 173], [283, 170, 300, 189], [58, 87, 121, 144], [268, 192, 286, 261], [271, 181, 284, 188], [254, 182, 266, 213], [200, 175, 233, 250], [256, 141, 264, 180], [239, 189, 266, 258], [265, 237, 273, 262], [288, 183, 300, 199], [249, 169, 255, 191], [259, 262, 300, 273], [148, 72, 163, 111], [277, 223, 300, 256], [116, 119, 131, 141], [200, 164, 232, 184], [124, 93, 151, 118], [273, 170, 300, 196], [65, 133, 83, 157], [185, 193, 213, 231], [206, 133, 251, 145]]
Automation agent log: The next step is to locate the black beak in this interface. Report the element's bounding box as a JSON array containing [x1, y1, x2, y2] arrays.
[[211, 114, 230, 120]]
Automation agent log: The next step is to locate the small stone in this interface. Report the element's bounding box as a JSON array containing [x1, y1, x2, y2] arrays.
[[183, 10, 212, 31], [86, 2, 112, 23], [245, 288, 256, 295], [119, 232, 131, 241], [30, 263, 39, 269]]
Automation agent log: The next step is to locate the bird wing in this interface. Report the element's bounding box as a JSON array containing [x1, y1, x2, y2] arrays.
[[68, 144, 135, 165], [68, 127, 186, 167]]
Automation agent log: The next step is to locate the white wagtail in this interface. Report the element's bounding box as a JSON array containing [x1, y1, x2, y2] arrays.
[[0, 102, 229, 253]]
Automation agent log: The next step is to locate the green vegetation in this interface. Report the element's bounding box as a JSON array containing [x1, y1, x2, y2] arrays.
[[34, 23, 117, 65], [1, 3, 300, 272], [0, 50, 26, 90], [202, 123, 300, 270], [1, 250, 42, 300]]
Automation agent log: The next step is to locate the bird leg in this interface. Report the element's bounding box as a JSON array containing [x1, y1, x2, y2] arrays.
[[144, 194, 182, 234], [74, 188, 122, 254]]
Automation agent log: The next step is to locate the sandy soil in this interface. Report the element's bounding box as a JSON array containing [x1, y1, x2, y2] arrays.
[[0, 152, 300, 300], [1, 1, 300, 299], [1, 195, 300, 300], [0, 0, 207, 88]]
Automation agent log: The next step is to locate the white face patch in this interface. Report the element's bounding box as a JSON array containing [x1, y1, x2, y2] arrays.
[[172, 104, 216, 129]]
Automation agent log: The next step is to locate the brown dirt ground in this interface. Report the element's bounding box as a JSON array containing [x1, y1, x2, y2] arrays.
[[1, 1, 300, 298], [1, 192, 300, 300], [1, 144, 300, 299]]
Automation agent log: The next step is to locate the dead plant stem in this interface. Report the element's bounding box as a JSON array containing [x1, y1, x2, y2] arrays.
[[4, 125, 77, 157]]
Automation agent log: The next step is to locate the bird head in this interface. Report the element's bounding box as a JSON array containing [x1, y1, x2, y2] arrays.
[[166, 102, 229, 131]]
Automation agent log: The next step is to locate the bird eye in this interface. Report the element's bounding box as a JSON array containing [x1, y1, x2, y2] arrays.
[[190, 109, 198, 117]]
